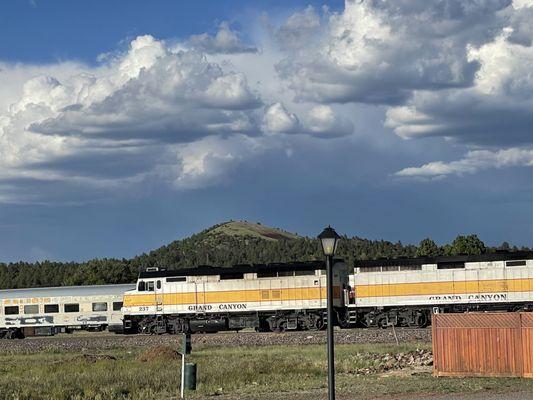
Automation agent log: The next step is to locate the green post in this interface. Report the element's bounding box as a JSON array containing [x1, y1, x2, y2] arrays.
[[184, 363, 197, 390]]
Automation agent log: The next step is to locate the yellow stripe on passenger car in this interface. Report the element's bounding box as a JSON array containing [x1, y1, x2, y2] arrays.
[[355, 277, 533, 298]]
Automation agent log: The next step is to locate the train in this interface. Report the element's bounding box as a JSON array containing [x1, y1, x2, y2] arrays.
[[348, 251, 533, 328], [0, 251, 532, 337], [0, 284, 134, 338], [121, 261, 349, 334]]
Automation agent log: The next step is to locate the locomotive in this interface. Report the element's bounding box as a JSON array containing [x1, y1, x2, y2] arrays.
[[121, 261, 350, 334], [348, 251, 533, 328]]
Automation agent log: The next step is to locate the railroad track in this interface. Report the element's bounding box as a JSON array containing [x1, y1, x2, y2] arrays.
[[0, 328, 431, 354]]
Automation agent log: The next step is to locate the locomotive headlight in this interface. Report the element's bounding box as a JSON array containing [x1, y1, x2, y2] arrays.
[[318, 226, 340, 256]]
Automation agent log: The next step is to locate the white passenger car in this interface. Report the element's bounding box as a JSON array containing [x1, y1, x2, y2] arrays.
[[0, 284, 135, 338]]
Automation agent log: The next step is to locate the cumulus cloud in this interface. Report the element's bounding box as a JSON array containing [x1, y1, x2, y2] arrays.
[[396, 148, 533, 178], [387, 19, 533, 143], [261, 102, 353, 137], [262, 102, 300, 134], [0, 34, 268, 202], [189, 22, 258, 54], [158, 134, 276, 189], [0, 29, 354, 203], [8, 0, 533, 201], [305, 105, 353, 138], [274, 6, 322, 51], [27, 36, 261, 142], [275, 0, 509, 104]]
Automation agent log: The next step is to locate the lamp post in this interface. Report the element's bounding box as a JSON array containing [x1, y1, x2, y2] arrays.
[[318, 226, 340, 400]]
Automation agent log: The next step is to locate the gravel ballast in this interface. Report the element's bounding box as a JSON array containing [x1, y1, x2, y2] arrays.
[[0, 328, 431, 354]]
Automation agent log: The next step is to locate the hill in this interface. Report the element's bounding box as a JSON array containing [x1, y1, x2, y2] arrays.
[[206, 221, 301, 241], [132, 221, 314, 271], [0, 220, 529, 289]]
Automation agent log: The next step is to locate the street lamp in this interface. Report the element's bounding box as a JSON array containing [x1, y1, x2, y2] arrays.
[[318, 226, 340, 400]]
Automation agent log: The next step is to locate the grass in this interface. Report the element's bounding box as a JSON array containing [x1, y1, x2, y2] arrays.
[[0, 342, 532, 400], [207, 221, 300, 241]]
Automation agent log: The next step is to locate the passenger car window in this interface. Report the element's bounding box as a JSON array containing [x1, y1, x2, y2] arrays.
[[64, 304, 80, 313], [23, 305, 39, 314], [112, 302, 123, 311], [44, 304, 59, 313], [92, 302, 107, 312], [4, 306, 19, 315]]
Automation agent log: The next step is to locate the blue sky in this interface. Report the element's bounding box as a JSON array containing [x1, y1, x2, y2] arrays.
[[2, 0, 533, 262]]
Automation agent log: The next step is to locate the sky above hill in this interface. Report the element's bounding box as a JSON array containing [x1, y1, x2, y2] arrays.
[[2, 0, 533, 262]]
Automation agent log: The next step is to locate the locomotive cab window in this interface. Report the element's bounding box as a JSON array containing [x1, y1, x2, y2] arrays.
[[138, 281, 145, 291], [156, 280, 161, 289], [112, 302, 123, 311], [64, 303, 80, 313], [92, 302, 107, 312], [147, 281, 155, 292], [44, 304, 59, 313], [24, 305, 39, 314], [4, 306, 19, 315]]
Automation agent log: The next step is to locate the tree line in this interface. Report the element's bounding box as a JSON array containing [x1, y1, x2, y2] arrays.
[[0, 229, 529, 289]]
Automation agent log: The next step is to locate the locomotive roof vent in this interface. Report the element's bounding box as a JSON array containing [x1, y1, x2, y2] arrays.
[[145, 267, 159, 272]]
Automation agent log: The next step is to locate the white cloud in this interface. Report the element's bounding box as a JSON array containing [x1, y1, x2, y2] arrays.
[[0, 29, 354, 203], [305, 105, 353, 138], [275, 0, 506, 104], [10, 1, 533, 201], [158, 134, 275, 189], [0, 34, 267, 202], [386, 24, 533, 146], [396, 148, 533, 178], [274, 6, 322, 51], [189, 22, 257, 54], [262, 102, 300, 134]]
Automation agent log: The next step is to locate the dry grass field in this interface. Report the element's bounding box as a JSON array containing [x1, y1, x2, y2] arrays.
[[1, 341, 533, 400]]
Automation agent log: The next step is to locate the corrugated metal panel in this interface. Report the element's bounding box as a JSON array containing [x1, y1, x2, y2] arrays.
[[432, 312, 533, 378]]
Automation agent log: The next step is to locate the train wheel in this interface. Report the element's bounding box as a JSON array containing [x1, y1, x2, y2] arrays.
[[416, 313, 429, 328], [311, 315, 324, 331], [377, 317, 388, 329], [268, 318, 287, 333]]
